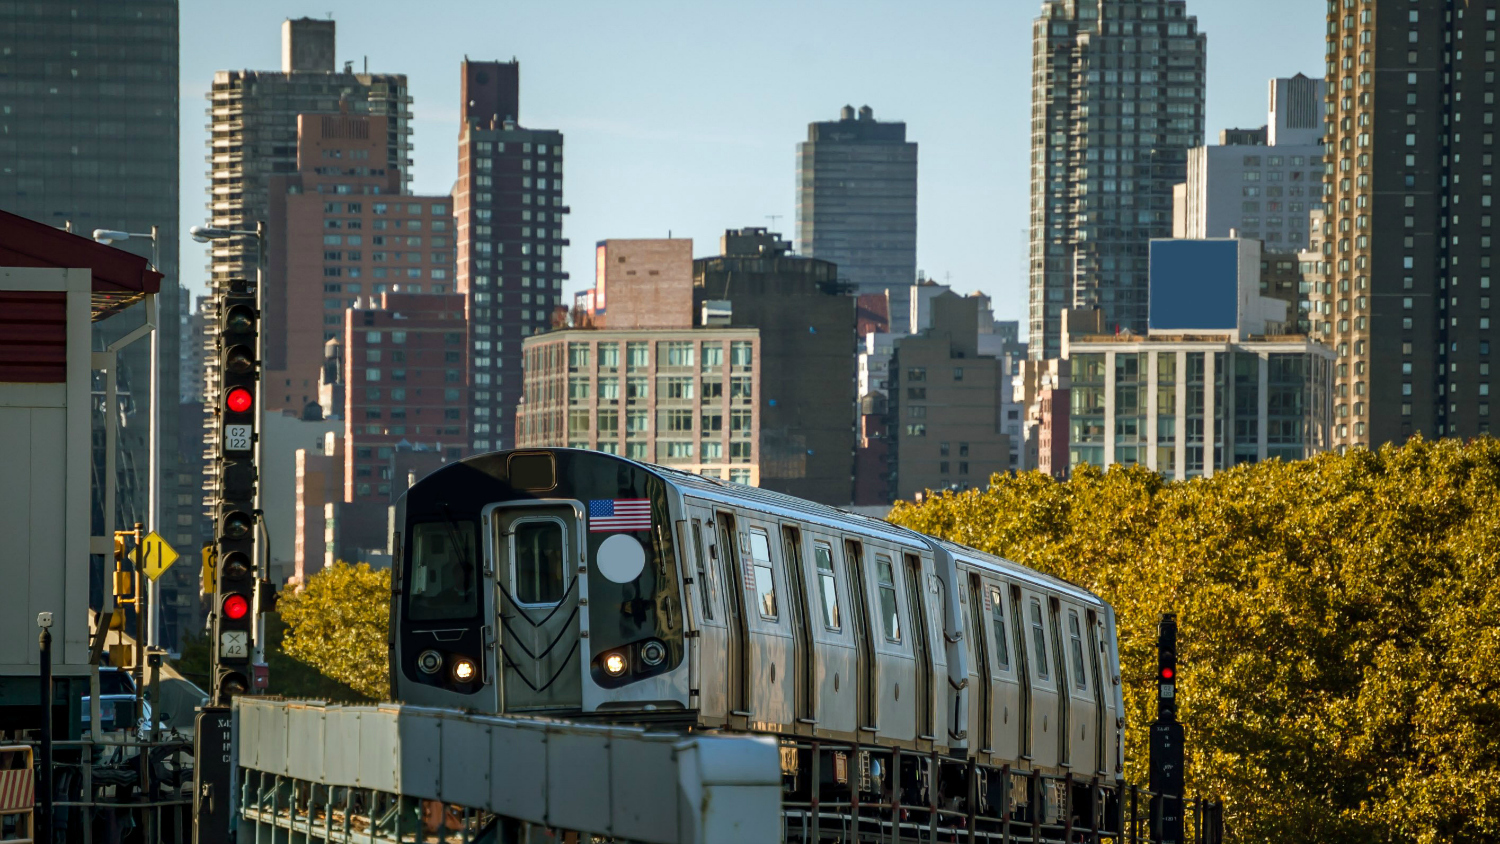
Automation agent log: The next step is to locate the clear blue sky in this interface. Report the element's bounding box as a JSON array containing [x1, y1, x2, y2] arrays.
[[180, 0, 1324, 334]]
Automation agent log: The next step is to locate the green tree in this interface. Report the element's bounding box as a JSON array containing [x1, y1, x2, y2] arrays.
[[888, 436, 1500, 844], [277, 562, 391, 700]]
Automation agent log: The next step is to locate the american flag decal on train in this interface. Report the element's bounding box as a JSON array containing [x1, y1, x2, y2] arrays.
[[588, 498, 652, 532]]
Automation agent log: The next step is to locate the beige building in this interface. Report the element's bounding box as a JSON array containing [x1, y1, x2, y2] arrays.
[[517, 328, 761, 485], [888, 294, 1011, 500]]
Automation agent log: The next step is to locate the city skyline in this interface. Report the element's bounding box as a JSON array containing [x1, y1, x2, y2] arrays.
[[179, 0, 1325, 336]]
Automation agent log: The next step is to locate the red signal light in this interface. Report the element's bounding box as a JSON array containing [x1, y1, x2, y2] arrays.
[[222, 594, 250, 620], [226, 387, 253, 414], [1161, 667, 1175, 681]]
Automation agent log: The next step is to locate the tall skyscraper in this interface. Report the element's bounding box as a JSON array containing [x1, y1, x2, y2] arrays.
[[1316, 0, 1498, 448], [455, 59, 569, 453], [1029, 0, 1206, 359], [796, 106, 918, 333], [208, 18, 412, 293], [0, 2, 186, 618]]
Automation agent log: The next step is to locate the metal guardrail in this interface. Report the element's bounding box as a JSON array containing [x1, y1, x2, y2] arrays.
[[234, 698, 784, 844]]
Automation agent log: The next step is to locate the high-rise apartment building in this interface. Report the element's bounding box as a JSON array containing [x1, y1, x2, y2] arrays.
[[1029, 0, 1207, 359], [0, 1, 190, 644], [1175, 75, 1327, 250], [1318, 1, 1498, 448], [796, 106, 918, 333], [455, 60, 569, 454], [265, 112, 453, 414], [208, 18, 412, 293]]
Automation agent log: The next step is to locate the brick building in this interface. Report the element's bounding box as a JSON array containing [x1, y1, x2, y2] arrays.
[[266, 112, 454, 414]]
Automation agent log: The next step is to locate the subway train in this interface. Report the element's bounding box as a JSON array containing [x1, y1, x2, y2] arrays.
[[391, 448, 1126, 827]]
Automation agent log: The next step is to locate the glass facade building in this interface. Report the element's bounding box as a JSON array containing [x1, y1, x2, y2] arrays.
[[1066, 339, 1334, 479]]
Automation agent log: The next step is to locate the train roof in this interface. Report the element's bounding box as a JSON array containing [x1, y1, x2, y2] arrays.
[[649, 459, 1104, 608], [432, 448, 1104, 608]]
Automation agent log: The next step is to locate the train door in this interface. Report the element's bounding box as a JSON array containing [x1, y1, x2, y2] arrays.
[[746, 524, 793, 728], [1086, 609, 1108, 774], [781, 525, 816, 727], [1009, 586, 1033, 761], [843, 538, 877, 731], [966, 574, 992, 753], [903, 553, 935, 741], [685, 507, 727, 722], [1020, 589, 1060, 768], [1060, 605, 1097, 774], [715, 511, 751, 721], [493, 505, 582, 712], [1048, 599, 1071, 767], [985, 581, 1023, 762], [809, 536, 855, 737]]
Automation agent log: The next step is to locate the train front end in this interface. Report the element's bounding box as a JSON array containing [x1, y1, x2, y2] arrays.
[[391, 448, 690, 720]]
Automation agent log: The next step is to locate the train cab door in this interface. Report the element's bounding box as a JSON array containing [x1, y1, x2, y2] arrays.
[[492, 505, 583, 713], [685, 507, 727, 723], [1020, 588, 1061, 768], [714, 512, 751, 723], [1086, 609, 1109, 774], [1009, 586, 1034, 762], [781, 525, 816, 728], [1048, 598, 1071, 768], [843, 538, 877, 732], [903, 553, 935, 741]]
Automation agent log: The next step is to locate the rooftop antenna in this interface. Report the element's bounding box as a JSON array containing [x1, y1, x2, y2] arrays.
[[766, 214, 782, 229]]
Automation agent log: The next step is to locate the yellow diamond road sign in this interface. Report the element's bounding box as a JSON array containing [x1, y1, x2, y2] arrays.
[[141, 531, 179, 581]]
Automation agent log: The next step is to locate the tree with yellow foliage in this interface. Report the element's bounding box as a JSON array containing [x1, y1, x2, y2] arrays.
[[277, 561, 391, 700], [889, 436, 1500, 844]]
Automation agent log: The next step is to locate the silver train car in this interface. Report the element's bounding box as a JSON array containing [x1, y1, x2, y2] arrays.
[[392, 448, 1126, 820]]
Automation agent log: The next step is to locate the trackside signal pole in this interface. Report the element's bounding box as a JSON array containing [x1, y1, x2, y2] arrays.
[[1150, 612, 1184, 844]]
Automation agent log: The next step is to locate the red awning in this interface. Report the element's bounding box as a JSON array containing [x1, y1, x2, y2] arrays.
[[0, 208, 164, 321]]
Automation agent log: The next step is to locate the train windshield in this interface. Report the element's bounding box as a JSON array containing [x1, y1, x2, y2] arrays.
[[408, 521, 478, 621]]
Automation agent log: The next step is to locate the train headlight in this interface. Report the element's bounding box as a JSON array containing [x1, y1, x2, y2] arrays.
[[603, 652, 628, 677], [640, 640, 667, 667], [417, 650, 443, 675], [452, 657, 477, 683]]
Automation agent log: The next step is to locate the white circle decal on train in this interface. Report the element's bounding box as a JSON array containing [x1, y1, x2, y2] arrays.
[[596, 534, 647, 583]]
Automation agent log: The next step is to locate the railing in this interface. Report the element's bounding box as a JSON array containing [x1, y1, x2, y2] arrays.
[[777, 737, 1225, 844], [18, 734, 194, 844]]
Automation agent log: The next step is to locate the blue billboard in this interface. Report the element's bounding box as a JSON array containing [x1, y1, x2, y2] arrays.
[[1148, 240, 1240, 332]]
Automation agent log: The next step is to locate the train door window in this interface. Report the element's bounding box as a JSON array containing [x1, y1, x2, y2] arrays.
[[813, 542, 841, 629], [1029, 598, 1050, 680], [749, 528, 777, 619], [1067, 610, 1088, 690], [875, 554, 901, 643], [512, 519, 566, 606], [408, 521, 477, 621], [691, 519, 714, 621], [988, 586, 1011, 671]]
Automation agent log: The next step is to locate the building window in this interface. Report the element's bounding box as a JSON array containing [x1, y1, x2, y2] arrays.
[[701, 343, 724, 370], [568, 411, 591, 434], [730, 441, 752, 461], [907, 367, 926, 382], [661, 376, 695, 400], [905, 424, 927, 436], [626, 342, 649, 368], [730, 410, 753, 433], [659, 341, 695, 367], [663, 440, 694, 460], [953, 367, 964, 381], [730, 341, 753, 367], [701, 440, 723, 459], [729, 469, 751, 485], [660, 409, 694, 432], [568, 343, 590, 369]]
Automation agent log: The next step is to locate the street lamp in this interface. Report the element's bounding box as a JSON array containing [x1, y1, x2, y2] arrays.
[[92, 225, 163, 652]]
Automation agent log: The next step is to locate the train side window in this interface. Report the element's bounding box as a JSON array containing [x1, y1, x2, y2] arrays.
[[875, 554, 901, 643], [988, 586, 1010, 671], [512, 519, 566, 606], [749, 528, 777, 619], [1029, 598, 1050, 680], [1067, 610, 1087, 691], [691, 519, 714, 621], [813, 542, 841, 630]]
